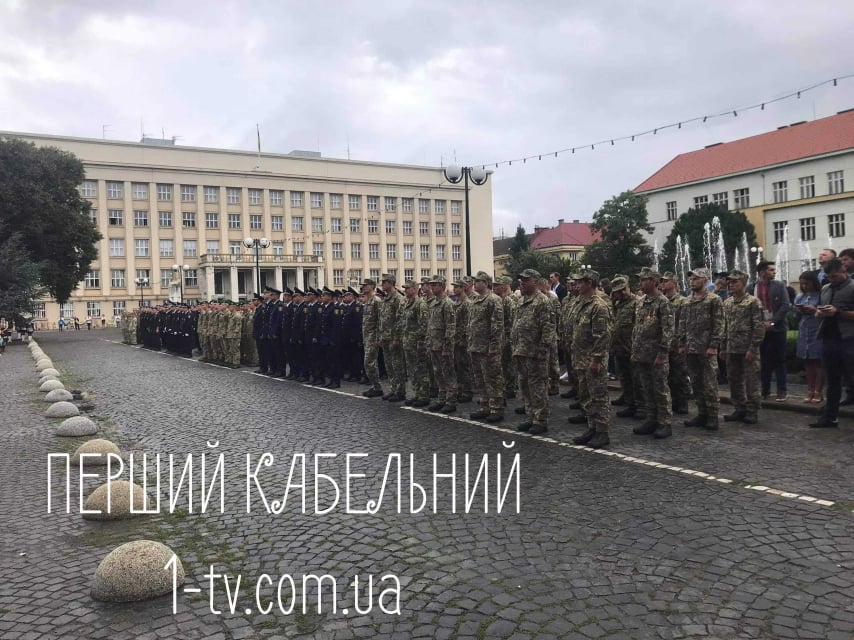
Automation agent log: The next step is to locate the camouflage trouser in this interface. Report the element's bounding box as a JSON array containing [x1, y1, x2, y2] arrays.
[[381, 340, 406, 395], [455, 345, 471, 398], [503, 344, 517, 395], [727, 352, 761, 417], [634, 360, 672, 427], [213, 336, 226, 363], [364, 341, 382, 390], [574, 361, 610, 433], [563, 344, 578, 391], [200, 333, 211, 360], [225, 338, 241, 368], [614, 354, 637, 407], [426, 348, 437, 392], [548, 343, 560, 393], [470, 350, 505, 413], [242, 334, 258, 366], [668, 348, 692, 407], [430, 350, 457, 405], [686, 353, 719, 418], [515, 355, 549, 425], [403, 342, 430, 401]]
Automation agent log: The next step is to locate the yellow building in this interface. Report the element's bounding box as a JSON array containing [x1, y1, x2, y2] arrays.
[[4, 132, 493, 327], [493, 219, 599, 276]]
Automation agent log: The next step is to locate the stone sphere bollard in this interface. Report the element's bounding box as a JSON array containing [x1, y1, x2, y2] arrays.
[[36, 360, 54, 371], [72, 439, 121, 466], [45, 401, 80, 418], [41, 368, 60, 377], [91, 541, 184, 602], [56, 416, 99, 437], [44, 389, 74, 402], [40, 379, 65, 392], [82, 481, 152, 520]]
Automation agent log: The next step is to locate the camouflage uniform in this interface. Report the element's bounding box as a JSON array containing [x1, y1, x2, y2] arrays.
[[426, 283, 457, 406], [467, 276, 505, 416], [225, 309, 243, 368], [560, 291, 581, 393], [212, 308, 226, 364], [241, 305, 258, 366], [511, 289, 557, 427], [400, 290, 430, 403], [723, 287, 765, 420], [197, 308, 210, 360], [362, 291, 382, 392], [572, 289, 614, 434], [666, 291, 692, 411], [632, 285, 674, 430], [379, 283, 406, 397], [679, 279, 724, 425], [547, 294, 561, 394], [420, 279, 438, 396], [501, 288, 519, 397], [454, 292, 473, 401], [610, 282, 640, 411]]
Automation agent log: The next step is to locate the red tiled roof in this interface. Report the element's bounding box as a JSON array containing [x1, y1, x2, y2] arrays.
[[531, 222, 599, 248], [634, 109, 854, 193]]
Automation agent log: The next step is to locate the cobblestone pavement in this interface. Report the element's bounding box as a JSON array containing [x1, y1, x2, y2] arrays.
[[1, 330, 853, 640]]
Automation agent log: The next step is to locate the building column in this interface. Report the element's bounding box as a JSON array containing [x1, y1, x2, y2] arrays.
[[205, 267, 215, 300], [316, 266, 325, 288], [274, 267, 283, 292], [229, 266, 239, 301]]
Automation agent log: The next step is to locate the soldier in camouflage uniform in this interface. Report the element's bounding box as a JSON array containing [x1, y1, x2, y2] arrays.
[[679, 267, 725, 430], [400, 279, 430, 407], [225, 305, 243, 368], [609, 276, 642, 417], [453, 279, 473, 403], [467, 271, 505, 422], [211, 304, 226, 365], [426, 275, 457, 413], [197, 304, 211, 361], [361, 278, 384, 398], [379, 274, 406, 401], [559, 276, 580, 400], [241, 299, 259, 366], [539, 279, 562, 395], [511, 269, 557, 435], [631, 268, 675, 439], [661, 272, 691, 414], [420, 277, 438, 397], [569, 269, 613, 449], [493, 275, 518, 399], [722, 269, 765, 424]]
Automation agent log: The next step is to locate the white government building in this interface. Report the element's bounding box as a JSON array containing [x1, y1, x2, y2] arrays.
[[4, 132, 493, 327], [636, 109, 854, 280]]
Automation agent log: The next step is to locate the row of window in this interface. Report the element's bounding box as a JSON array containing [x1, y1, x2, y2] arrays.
[[94, 210, 462, 236], [43, 301, 112, 319], [85, 268, 198, 289], [772, 171, 844, 204], [666, 188, 750, 220], [81, 181, 462, 214], [772, 213, 846, 244], [104, 236, 463, 261]]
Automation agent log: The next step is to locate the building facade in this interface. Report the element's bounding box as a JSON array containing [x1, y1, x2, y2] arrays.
[[635, 109, 854, 280], [493, 219, 599, 276], [6, 132, 493, 327]]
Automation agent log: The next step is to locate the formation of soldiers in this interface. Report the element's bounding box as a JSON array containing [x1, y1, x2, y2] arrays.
[[121, 265, 768, 450]]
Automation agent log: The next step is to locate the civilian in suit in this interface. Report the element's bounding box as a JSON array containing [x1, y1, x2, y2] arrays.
[[749, 261, 791, 400], [549, 272, 567, 301]]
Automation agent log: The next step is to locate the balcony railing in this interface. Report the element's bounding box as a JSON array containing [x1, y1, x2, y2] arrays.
[[199, 253, 324, 266]]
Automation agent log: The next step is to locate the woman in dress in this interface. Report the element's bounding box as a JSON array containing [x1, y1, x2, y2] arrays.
[[794, 270, 823, 403]]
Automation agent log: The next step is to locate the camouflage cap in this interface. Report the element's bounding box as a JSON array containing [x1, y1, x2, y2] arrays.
[[726, 269, 749, 281], [637, 267, 662, 280], [403, 279, 419, 289], [361, 278, 377, 287], [428, 274, 446, 285], [474, 271, 493, 284], [611, 276, 629, 292], [689, 267, 712, 279], [380, 273, 396, 283], [661, 271, 677, 281], [517, 268, 542, 280], [420, 276, 432, 284], [452, 279, 466, 288], [577, 268, 600, 284], [494, 275, 513, 285]]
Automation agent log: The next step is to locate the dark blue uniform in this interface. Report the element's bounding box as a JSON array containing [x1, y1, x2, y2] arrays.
[[291, 301, 308, 381]]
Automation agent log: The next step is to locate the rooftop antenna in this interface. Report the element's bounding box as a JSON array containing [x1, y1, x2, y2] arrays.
[[346, 132, 351, 160], [140, 117, 144, 139], [102, 124, 111, 139], [161, 127, 165, 140]]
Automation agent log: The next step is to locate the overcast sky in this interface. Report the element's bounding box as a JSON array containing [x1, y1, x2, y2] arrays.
[[2, 0, 853, 236]]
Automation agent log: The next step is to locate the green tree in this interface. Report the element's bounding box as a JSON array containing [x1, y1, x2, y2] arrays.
[[508, 224, 531, 257], [0, 137, 101, 303], [0, 228, 40, 319], [659, 203, 757, 276], [506, 249, 579, 282], [582, 191, 653, 278]]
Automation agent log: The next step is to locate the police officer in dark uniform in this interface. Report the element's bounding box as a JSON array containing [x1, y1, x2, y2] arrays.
[[278, 288, 293, 377], [304, 288, 322, 383], [264, 288, 284, 375], [253, 290, 269, 373], [289, 288, 306, 380]]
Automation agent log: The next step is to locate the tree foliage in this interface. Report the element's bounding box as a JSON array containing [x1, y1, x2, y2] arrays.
[[508, 224, 531, 257], [0, 137, 101, 304], [506, 249, 580, 283], [659, 203, 757, 275], [0, 228, 40, 320], [582, 191, 653, 278]]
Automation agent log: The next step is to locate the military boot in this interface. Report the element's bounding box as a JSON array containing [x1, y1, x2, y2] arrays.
[[616, 406, 637, 418], [683, 414, 707, 428], [633, 421, 658, 435], [567, 414, 588, 424], [440, 404, 457, 414], [742, 414, 758, 424], [653, 424, 672, 439], [484, 413, 504, 423], [587, 432, 610, 449], [610, 396, 627, 406], [411, 398, 431, 408], [703, 418, 720, 431], [516, 421, 533, 432], [528, 424, 548, 435], [514, 406, 527, 415], [469, 409, 490, 420], [723, 410, 746, 422], [561, 388, 577, 399], [427, 402, 444, 412], [569, 401, 582, 410], [572, 428, 595, 445]]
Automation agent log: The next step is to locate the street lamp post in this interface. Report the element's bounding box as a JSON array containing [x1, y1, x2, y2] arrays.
[[442, 165, 490, 275], [243, 237, 271, 295], [171, 263, 190, 303], [134, 276, 149, 307]]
